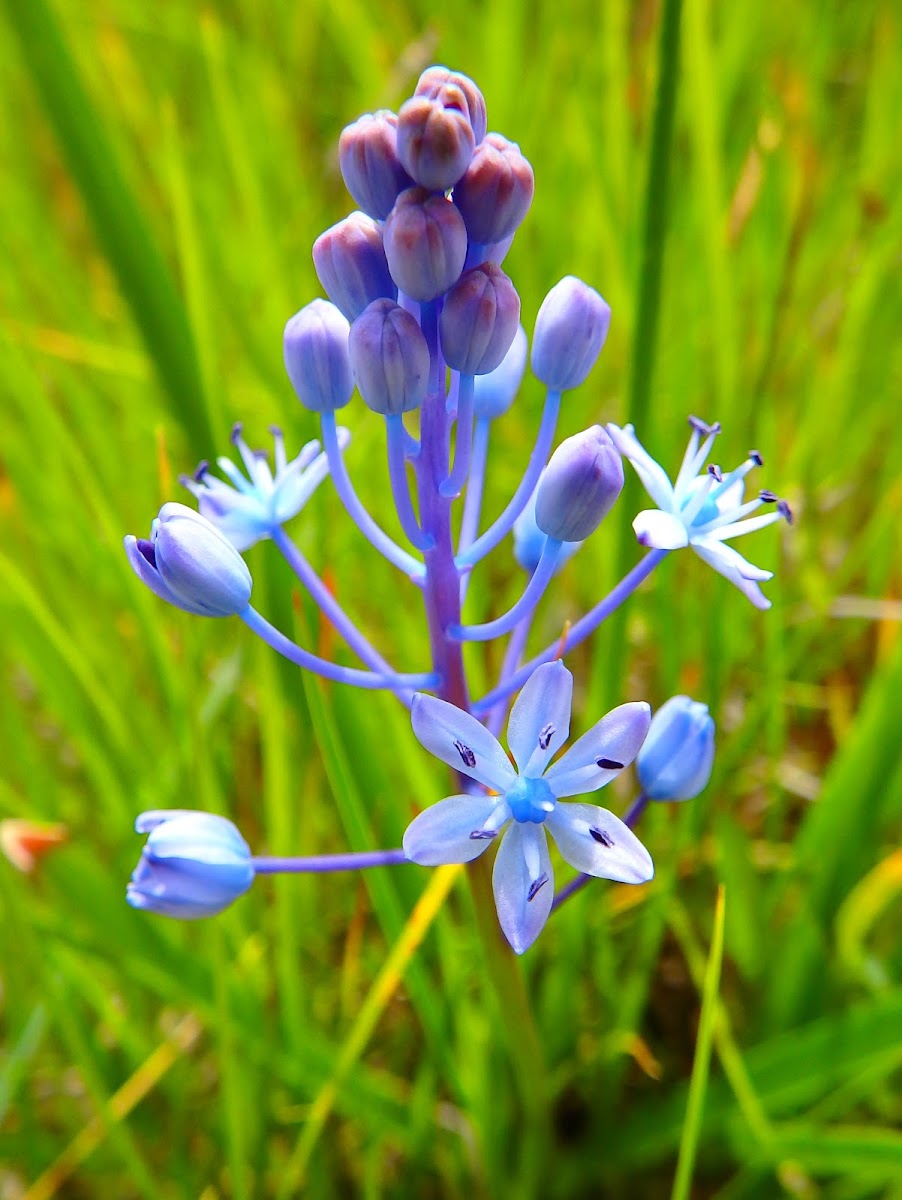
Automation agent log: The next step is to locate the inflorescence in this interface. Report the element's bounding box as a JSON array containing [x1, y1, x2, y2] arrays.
[[124, 65, 789, 953]]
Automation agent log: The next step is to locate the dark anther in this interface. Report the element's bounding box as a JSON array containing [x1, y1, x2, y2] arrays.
[[230, 421, 244, 443], [707, 463, 723, 483], [254, 449, 268, 459], [759, 489, 778, 503], [590, 827, 615, 847], [538, 722, 555, 750], [688, 415, 722, 436], [777, 499, 794, 525], [749, 450, 764, 467], [595, 757, 623, 770], [191, 460, 209, 482], [454, 739, 477, 768], [468, 828, 498, 841], [527, 874, 549, 902], [269, 424, 283, 437]]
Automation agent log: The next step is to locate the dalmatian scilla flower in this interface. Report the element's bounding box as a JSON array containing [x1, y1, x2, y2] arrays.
[[404, 661, 653, 953], [181, 424, 350, 552], [127, 810, 254, 919], [637, 696, 715, 802], [607, 416, 792, 610]]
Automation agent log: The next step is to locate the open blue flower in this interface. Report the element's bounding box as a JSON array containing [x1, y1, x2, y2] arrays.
[[607, 417, 792, 610], [181, 423, 350, 552], [403, 662, 653, 953]]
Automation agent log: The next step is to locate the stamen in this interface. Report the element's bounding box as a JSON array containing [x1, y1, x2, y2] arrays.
[[759, 489, 778, 503], [527, 874, 549, 902], [749, 450, 763, 467], [707, 463, 723, 483], [538, 723, 555, 750], [595, 757, 623, 770], [468, 828, 498, 841], [688, 415, 722, 437], [454, 739, 477, 768], [590, 827, 614, 847], [230, 422, 244, 444], [269, 424, 283, 439], [777, 499, 794, 525], [192, 460, 209, 482]]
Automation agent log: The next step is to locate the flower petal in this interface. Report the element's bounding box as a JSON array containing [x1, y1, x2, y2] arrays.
[[492, 823, 554, 954], [691, 538, 772, 609], [506, 661, 573, 776], [546, 803, 653, 883], [544, 702, 651, 798], [606, 423, 675, 511], [632, 509, 689, 550], [124, 535, 210, 616], [411, 694, 516, 792], [403, 794, 507, 865]]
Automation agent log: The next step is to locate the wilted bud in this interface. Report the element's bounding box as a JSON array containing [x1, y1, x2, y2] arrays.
[[283, 299, 353, 413], [313, 212, 398, 322], [383, 188, 468, 301], [531, 276, 612, 391], [454, 134, 534, 245], [473, 324, 528, 419], [125, 504, 253, 617], [637, 697, 715, 802], [535, 426, 624, 542], [338, 110, 413, 221], [349, 299, 430, 416], [414, 65, 487, 145], [439, 264, 520, 375], [513, 483, 582, 574], [397, 96, 475, 191]]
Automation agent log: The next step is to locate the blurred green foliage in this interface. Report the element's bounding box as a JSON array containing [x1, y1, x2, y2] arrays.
[[0, 0, 900, 1197]]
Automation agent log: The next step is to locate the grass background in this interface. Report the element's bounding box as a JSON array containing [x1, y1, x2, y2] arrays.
[[1, 0, 900, 1196]]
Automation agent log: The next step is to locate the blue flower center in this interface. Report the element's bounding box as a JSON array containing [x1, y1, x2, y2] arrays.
[[504, 775, 556, 824]]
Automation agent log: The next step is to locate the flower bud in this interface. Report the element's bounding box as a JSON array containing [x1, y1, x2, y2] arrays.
[[349, 299, 430, 415], [439, 264, 520, 375], [637, 696, 715, 802], [127, 810, 254, 919], [313, 212, 397, 322], [454, 134, 534, 245], [283, 299, 353, 412], [414, 65, 487, 145], [513, 483, 582, 574], [383, 188, 467, 301], [338, 110, 413, 221], [535, 426, 624, 542], [531, 276, 611, 391], [473, 324, 528, 418], [397, 96, 475, 191]]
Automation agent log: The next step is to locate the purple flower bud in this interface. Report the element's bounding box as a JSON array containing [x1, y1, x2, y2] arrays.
[[473, 324, 528, 418], [313, 212, 398, 322], [534, 426, 624, 542], [383, 188, 467, 301], [531, 276, 612, 391], [637, 696, 715, 802], [396, 96, 475, 191], [338, 110, 413, 221], [283, 299, 353, 412], [454, 134, 535, 245], [513, 482, 582, 574], [439, 264, 520, 375], [414, 65, 487, 145], [349, 299, 430, 415]]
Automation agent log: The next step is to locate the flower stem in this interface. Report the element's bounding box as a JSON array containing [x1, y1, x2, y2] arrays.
[[452, 539, 562, 642], [252, 848, 408, 874]]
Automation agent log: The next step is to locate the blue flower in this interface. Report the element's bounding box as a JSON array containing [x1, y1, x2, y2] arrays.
[[181, 424, 350, 552], [127, 810, 254, 919], [403, 662, 653, 953], [607, 417, 792, 610], [637, 696, 715, 802]]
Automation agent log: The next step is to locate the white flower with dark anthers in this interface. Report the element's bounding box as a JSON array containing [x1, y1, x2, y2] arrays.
[[607, 416, 792, 610], [403, 661, 653, 953], [181, 423, 350, 553]]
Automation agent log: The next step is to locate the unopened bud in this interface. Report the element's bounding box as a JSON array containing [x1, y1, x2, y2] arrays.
[[473, 324, 528, 419], [535, 426, 624, 541], [283, 299, 353, 413], [338, 111, 413, 221], [531, 276, 611, 391], [383, 188, 467, 301], [454, 134, 534, 245], [414, 65, 487, 144], [637, 697, 715, 802], [349, 299, 430, 415], [397, 96, 475, 191], [439, 264, 520, 375], [313, 212, 397, 322]]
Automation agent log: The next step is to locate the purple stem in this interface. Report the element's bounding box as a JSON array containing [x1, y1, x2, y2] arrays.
[[451, 538, 562, 642], [252, 848, 409, 874], [472, 549, 669, 715], [458, 416, 491, 557], [386, 415, 433, 550], [440, 373, 474, 498], [551, 793, 650, 911]]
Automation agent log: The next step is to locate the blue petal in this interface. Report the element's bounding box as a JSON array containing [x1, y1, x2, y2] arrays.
[[403, 794, 507, 865], [411, 694, 516, 792], [606, 423, 675, 512], [492, 823, 554, 954], [506, 661, 572, 776], [690, 538, 772, 610], [124, 535, 209, 616], [544, 702, 651, 798], [546, 803, 653, 883]]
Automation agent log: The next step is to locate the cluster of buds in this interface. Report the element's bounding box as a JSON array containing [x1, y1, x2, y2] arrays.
[[123, 66, 789, 952]]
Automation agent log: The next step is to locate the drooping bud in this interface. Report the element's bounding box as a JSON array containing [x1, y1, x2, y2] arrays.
[[125, 504, 253, 617], [383, 188, 467, 301], [439, 264, 520, 375], [535, 426, 624, 542], [473, 324, 528, 419], [349, 299, 430, 416], [531, 276, 612, 391], [313, 212, 397, 322], [414, 65, 487, 145], [283, 299, 353, 412], [513, 482, 582, 574], [338, 110, 413, 221], [454, 134, 534, 245], [397, 96, 475, 191], [637, 696, 715, 802]]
